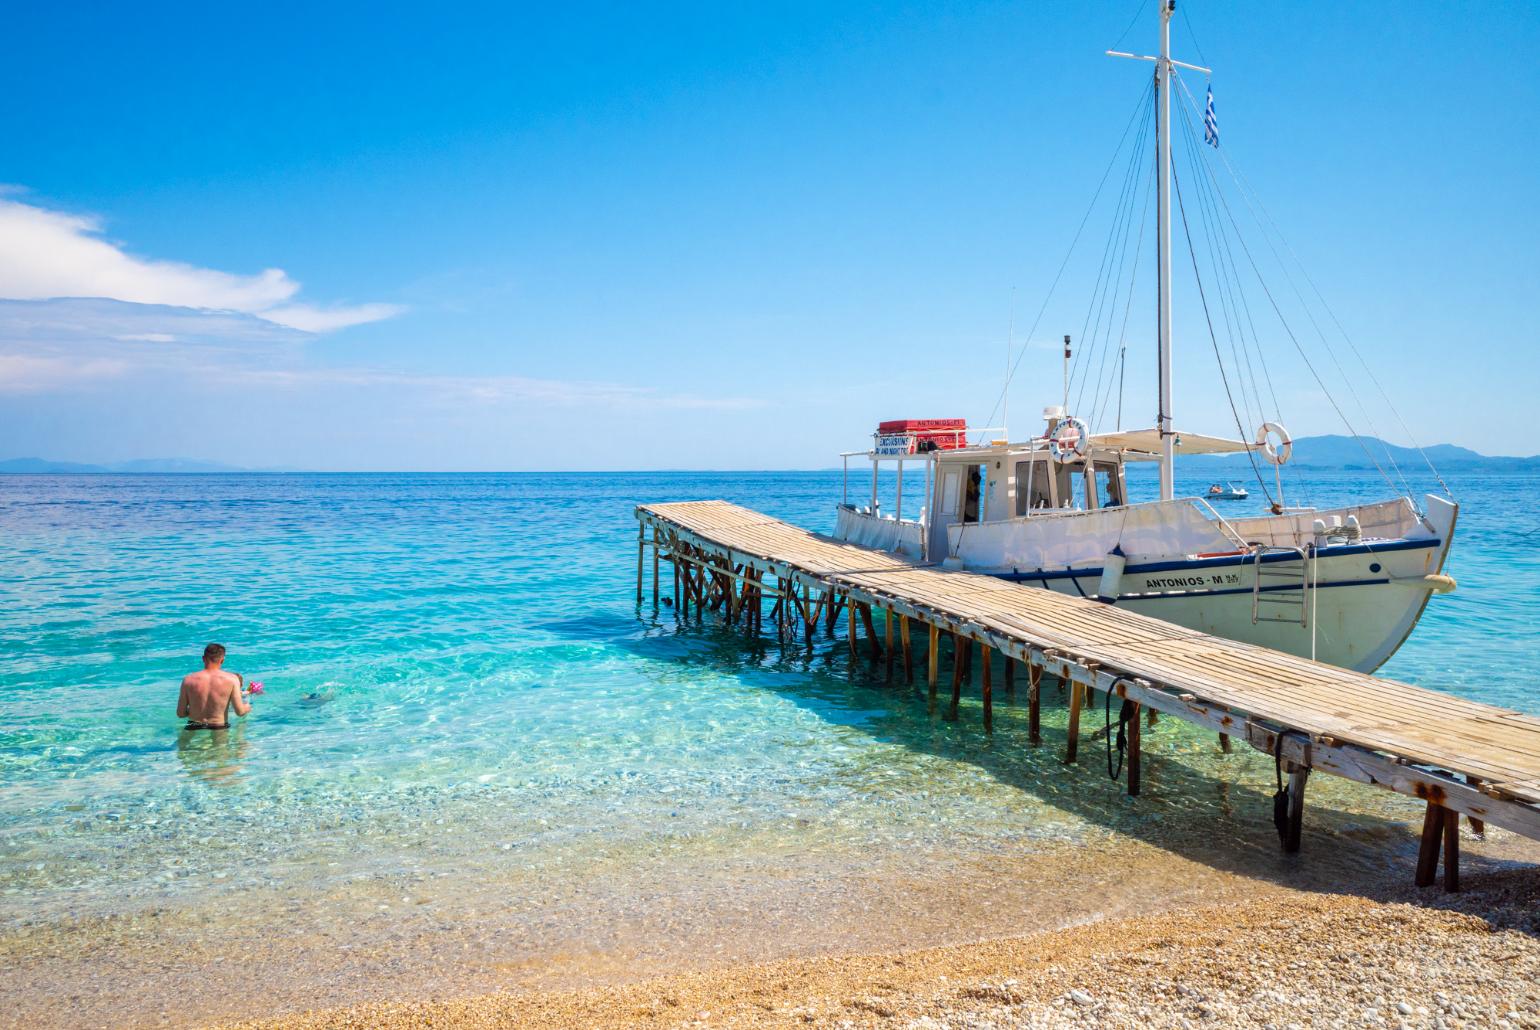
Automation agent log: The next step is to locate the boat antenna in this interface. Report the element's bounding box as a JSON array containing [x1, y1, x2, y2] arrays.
[[1062, 334, 1071, 414], [1109, 0, 1210, 501], [1004, 286, 1016, 441]]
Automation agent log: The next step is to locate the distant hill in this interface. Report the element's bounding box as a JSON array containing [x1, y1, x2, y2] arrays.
[[0, 457, 298, 474], [1194, 434, 1538, 470]]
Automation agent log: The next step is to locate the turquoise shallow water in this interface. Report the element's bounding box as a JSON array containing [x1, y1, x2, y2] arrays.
[[0, 468, 1536, 937]]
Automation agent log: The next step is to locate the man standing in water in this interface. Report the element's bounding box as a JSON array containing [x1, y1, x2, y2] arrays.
[[177, 643, 252, 730]]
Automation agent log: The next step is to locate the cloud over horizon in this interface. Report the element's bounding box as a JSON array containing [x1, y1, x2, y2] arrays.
[[0, 195, 402, 332]]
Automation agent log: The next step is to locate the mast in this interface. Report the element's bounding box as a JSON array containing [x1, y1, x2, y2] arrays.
[[1155, 0, 1175, 501]]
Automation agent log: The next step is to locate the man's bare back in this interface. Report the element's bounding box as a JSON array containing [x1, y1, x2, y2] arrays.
[[178, 643, 252, 729]]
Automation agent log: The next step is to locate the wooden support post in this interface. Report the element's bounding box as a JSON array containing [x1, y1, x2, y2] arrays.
[[672, 554, 680, 610], [884, 608, 895, 682], [900, 614, 913, 685], [1467, 777, 1486, 837], [652, 529, 660, 607], [1126, 699, 1142, 796], [1443, 805, 1460, 892], [927, 623, 940, 696], [826, 592, 841, 636], [1219, 732, 1232, 753], [635, 522, 645, 601], [960, 637, 973, 681], [859, 603, 881, 661], [1028, 663, 1042, 745], [1004, 658, 1015, 698], [981, 645, 993, 732], [947, 633, 965, 721], [1146, 708, 1159, 727], [847, 596, 857, 660], [1416, 802, 1444, 887], [1065, 679, 1083, 764], [1282, 765, 1308, 853]]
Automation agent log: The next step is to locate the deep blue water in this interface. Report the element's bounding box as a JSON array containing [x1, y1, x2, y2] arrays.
[[0, 469, 1533, 919]]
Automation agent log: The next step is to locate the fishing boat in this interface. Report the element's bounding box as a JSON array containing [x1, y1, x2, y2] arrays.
[[1208, 482, 1247, 501], [832, 3, 1457, 673]]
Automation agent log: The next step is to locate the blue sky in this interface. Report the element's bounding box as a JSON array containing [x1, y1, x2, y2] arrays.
[[0, 1, 1535, 469]]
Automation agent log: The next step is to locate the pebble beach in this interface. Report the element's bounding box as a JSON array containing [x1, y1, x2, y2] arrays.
[[228, 879, 1540, 1030]]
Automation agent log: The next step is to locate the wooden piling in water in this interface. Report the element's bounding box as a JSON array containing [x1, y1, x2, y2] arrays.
[[859, 603, 881, 661], [1126, 698, 1142, 796], [927, 624, 939, 696], [1065, 679, 1083, 764], [1004, 657, 1015, 698], [1028, 662, 1042, 744], [900, 614, 913, 685], [884, 608, 895, 683], [948, 632, 965, 721], [981, 645, 993, 732]]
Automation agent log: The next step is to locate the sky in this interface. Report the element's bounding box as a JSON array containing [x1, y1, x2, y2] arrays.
[[0, 0, 1535, 470]]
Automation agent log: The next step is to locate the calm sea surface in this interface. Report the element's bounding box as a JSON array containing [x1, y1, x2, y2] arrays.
[[0, 468, 1536, 1021]]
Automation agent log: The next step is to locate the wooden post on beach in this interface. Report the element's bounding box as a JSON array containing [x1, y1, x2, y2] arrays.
[[981, 645, 993, 732], [1065, 679, 1083, 764], [1283, 765, 1309, 853], [900, 615, 913, 685], [1467, 777, 1486, 837], [1126, 699, 1142, 796], [1028, 662, 1042, 744], [927, 623, 939, 696], [947, 633, 965, 721], [1415, 801, 1460, 892]]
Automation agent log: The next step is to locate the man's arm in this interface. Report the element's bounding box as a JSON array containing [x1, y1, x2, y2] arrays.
[[227, 673, 252, 718], [177, 679, 190, 719]]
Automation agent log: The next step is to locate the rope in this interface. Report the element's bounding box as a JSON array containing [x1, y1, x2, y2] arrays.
[[1171, 150, 1278, 507], [982, 79, 1154, 435], [1105, 680, 1136, 781], [1171, 72, 1430, 503]]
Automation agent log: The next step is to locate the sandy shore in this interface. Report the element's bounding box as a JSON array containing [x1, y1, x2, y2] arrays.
[[229, 874, 1540, 1030]]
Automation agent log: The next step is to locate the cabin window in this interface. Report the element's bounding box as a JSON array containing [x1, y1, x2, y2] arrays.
[[939, 468, 962, 518], [1092, 461, 1124, 508], [1015, 459, 1054, 515]]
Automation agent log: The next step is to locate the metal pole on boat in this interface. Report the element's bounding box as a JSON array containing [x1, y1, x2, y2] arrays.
[[1156, 0, 1175, 501]]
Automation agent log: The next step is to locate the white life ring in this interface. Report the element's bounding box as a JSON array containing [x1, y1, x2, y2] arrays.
[[1049, 417, 1090, 464], [1255, 421, 1293, 466]]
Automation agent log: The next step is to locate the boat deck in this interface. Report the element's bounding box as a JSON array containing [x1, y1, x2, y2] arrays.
[[636, 499, 1540, 889]]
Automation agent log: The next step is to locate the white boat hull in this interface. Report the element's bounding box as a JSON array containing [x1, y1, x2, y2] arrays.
[[834, 495, 1457, 673], [989, 536, 1450, 673]]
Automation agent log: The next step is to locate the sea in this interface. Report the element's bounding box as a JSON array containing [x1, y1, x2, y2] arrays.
[[1, 467, 1536, 1025]]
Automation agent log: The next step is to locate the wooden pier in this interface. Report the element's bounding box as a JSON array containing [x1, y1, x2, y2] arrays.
[[636, 500, 1540, 892]]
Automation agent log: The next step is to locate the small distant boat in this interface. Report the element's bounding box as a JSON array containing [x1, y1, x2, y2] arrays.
[[1208, 482, 1248, 501]]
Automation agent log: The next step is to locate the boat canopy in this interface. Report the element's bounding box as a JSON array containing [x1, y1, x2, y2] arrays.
[[1090, 428, 1259, 457]]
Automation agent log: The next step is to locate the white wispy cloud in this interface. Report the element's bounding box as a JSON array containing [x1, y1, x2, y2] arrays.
[[0, 299, 759, 410], [0, 196, 401, 332]]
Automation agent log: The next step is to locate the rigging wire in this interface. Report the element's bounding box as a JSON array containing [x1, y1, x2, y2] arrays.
[[1070, 96, 1154, 414], [1110, 0, 1150, 53], [982, 78, 1154, 436], [1089, 143, 1154, 431], [1168, 71, 1404, 497], [1172, 73, 1445, 500], [1171, 143, 1277, 506]]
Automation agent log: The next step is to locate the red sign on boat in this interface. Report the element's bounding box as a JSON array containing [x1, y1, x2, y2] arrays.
[[876, 418, 967, 452]]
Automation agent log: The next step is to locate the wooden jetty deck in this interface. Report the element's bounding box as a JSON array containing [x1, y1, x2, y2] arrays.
[[636, 499, 1540, 891]]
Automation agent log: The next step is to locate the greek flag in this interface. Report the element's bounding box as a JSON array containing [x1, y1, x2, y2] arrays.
[[1203, 85, 1219, 147]]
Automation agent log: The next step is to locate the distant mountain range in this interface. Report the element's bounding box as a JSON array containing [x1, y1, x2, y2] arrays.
[[0, 457, 300, 474], [1193, 434, 1539, 470], [0, 435, 1535, 473]]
